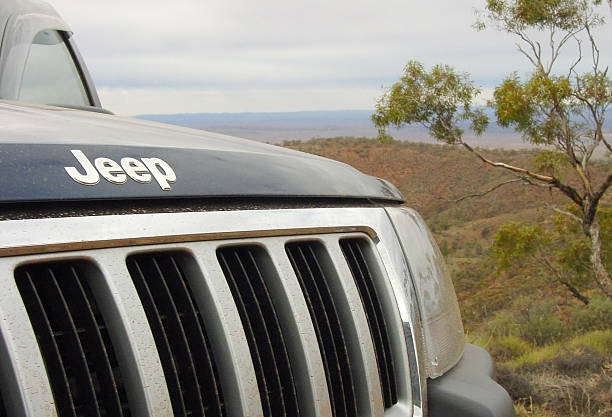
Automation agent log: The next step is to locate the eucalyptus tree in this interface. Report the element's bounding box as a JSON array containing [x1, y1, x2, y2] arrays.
[[373, 0, 612, 298]]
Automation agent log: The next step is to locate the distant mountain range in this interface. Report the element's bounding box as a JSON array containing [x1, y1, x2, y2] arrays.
[[136, 109, 612, 149]]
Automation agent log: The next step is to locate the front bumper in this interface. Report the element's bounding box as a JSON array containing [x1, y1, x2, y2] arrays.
[[427, 343, 515, 417]]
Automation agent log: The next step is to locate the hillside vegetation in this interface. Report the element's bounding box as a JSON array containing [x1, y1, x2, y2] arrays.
[[284, 137, 612, 417]]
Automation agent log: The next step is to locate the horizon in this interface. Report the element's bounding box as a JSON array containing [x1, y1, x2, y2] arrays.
[[136, 109, 612, 150]]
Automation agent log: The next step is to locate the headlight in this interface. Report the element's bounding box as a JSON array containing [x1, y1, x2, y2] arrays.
[[386, 207, 464, 378]]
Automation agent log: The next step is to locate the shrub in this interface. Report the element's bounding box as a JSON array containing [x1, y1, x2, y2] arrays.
[[504, 339, 612, 417], [466, 329, 488, 342], [508, 329, 612, 367], [510, 344, 560, 367], [569, 329, 612, 356], [545, 347, 606, 377], [511, 298, 570, 346], [486, 297, 571, 346], [487, 310, 521, 338], [489, 336, 531, 361], [570, 294, 612, 332], [519, 312, 568, 346]]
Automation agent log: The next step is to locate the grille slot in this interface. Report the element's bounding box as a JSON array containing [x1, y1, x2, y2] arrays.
[[340, 238, 398, 408], [15, 261, 130, 417], [126, 252, 225, 417], [217, 245, 299, 417], [286, 241, 358, 417], [0, 369, 7, 417]]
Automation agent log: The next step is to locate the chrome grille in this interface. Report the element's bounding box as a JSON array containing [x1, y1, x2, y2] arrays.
[[0, 209, 417, 417], [285, 241, 358, 417], [340, 238, 398, 408], [126, 252, 225, 417], [15, 261, 130, 417], [217, 245, 300, 417]]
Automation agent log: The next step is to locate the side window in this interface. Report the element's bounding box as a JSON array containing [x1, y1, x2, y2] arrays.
[[18, 30, 90, 107]]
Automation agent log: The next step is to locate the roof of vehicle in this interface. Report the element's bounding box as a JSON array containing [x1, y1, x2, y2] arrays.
[[0, 100, 404, 203], [0, 0, 63, 41]]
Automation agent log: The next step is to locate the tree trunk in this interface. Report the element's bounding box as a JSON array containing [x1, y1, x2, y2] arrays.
[[587, 218, 612, 298], [559, 279, 590, 305], [538, 254, 590, 304]]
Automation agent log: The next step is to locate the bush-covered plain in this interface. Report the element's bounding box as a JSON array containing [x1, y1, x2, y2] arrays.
[[285, 137, 612, 416]]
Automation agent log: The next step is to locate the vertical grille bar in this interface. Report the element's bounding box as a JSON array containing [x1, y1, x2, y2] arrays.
[[126, 252, 225, 417], [127, 258, 187, 416], [286, 241, 358, 417], [18, 272, 75, 417], [340, 238, 398, 408], [166, 256, 224, 417], [65, 266, 128, 416], [217, 246, 299, 417], [15, 261, 130, 417]]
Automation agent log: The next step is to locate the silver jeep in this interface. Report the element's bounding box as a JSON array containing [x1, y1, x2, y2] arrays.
[[0, 1, 515, 416]]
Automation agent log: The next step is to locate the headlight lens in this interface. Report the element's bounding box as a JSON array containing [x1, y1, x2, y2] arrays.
[[386, 207, 464, 378]]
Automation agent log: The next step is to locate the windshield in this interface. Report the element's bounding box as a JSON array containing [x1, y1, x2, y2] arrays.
[[18, 29, 90, 107]]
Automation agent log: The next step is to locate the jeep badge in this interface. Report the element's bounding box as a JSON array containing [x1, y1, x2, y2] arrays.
[[64, 149, 177, 190]]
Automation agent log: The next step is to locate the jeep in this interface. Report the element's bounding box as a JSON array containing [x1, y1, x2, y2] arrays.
[[0, 1, 515, 416]]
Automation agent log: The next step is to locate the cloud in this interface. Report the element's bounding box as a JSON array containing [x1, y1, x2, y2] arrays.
[[46, 0, 612, 114]]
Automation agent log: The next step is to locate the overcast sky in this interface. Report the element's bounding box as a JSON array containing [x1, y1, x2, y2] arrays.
[[47, 0, 612, 115]]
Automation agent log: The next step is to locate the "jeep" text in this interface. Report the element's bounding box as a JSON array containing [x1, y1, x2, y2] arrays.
[[64, 149, 177, 190]]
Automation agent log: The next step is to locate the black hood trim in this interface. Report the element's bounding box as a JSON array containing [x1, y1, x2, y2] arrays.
[[0, 143, 404, 203], [0, 197, 403, 221]]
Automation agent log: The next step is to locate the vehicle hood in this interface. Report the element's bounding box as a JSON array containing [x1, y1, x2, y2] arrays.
[[0, 100, 404, 203]]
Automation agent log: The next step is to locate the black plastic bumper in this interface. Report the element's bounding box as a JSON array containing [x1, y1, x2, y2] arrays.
[[427, 343, 515, 417]]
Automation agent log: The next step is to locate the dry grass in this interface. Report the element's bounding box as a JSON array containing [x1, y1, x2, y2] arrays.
[[493, 331, 612, 417]]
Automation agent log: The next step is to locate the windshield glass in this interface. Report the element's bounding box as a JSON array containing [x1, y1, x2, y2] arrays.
[[18, 29, 90, 107]]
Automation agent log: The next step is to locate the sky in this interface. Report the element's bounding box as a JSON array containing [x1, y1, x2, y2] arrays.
[[47, 0, 612, 116]]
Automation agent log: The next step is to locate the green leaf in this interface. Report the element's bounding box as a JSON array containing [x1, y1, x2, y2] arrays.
[[493, 222, 549, 269], [372, 60, 487, 144]]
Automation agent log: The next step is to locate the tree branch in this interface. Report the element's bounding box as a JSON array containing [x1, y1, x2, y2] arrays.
[[459, 141, 585, 206], [572, 87, 606, 166], [582, 123, 602, 167], [602, 137, 612, 154], [519, 175, 555, 189], [460, 142, 552, 181], [546, 204, 583, 224], [548, 26, 558, 73], [592, 172, 612, 209], [534, 253, 590, 305], [513, 29, 544, 70], [568, 36, 583, 78], [552, 27, 584, 73], [517, 43, 540, 68], [451, 178, 522, 202], [585, 18, 600, 72], [574, 163, 594, 195]]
